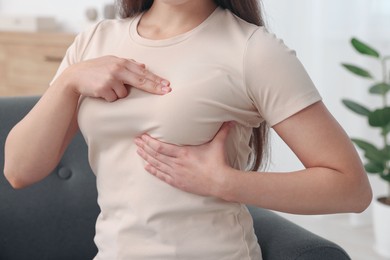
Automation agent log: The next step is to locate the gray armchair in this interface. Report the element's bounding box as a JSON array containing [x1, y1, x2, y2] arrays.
[[0, 96, 351, 260]]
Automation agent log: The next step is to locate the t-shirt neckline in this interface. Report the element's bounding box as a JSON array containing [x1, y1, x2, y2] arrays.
[[129, 7, 221, 47]]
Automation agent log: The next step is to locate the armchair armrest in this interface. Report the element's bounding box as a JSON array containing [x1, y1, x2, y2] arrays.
[[248, 206, 351, 260]]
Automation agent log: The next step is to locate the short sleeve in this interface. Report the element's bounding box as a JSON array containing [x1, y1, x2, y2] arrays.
[[244, 27, 322, 127], [50, 22, 103, 85]]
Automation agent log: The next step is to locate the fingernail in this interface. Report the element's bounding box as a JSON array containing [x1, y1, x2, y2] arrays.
[[161, 80, 170, 87], [134, 138, 141, 145], [161, 86, 171, 94]]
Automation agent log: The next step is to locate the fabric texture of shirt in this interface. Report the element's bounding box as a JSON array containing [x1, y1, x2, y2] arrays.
[[53, 7, 322, 260]]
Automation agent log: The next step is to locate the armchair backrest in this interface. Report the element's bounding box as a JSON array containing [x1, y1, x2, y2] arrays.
[[0, 96, 99, 260]]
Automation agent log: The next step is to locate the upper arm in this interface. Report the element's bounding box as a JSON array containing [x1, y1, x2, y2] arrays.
[[244, 28, 321, 127], [272, 101, 365, 176], [59, 108, 80, 158], [52, 24, 99, 155]]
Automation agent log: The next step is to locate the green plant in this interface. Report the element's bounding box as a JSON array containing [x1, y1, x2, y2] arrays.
[[341, 38, 390, 204]]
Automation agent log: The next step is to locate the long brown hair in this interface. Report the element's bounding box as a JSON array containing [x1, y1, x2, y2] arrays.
[[116, 0, 269, 171]]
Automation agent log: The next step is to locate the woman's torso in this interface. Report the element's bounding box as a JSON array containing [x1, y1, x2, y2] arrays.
[[75, 7, 264, 259]]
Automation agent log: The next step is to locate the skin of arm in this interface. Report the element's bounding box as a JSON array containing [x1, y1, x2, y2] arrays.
[[4, 56, 171, 189], [4, 82, 80, 189], [135, 101, 373, 215]]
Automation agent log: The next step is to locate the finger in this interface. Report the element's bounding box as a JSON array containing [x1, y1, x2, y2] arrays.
[[126, 61, 167, 86], [137, 147, 173, 176], [121, 61, 171, 94], [140, 78, 170, 94], [129, 59, 146, 68], [139, 75, 171, 95], [143, 70, 169, 88], [118, 69, 171, 95], [139, 134, 181, 158], [102, 89, 118, 102], [144, 164, 175, 186], [135, 138, 177, 167], [211, 122, 234, 146], [111, 83, 129, 99]]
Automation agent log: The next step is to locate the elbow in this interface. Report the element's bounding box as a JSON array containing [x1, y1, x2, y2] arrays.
[[349, 177, 373, 214], [354, 186, 373, 213], [3, 164, 31, 190], [3, 159, 54, 189]]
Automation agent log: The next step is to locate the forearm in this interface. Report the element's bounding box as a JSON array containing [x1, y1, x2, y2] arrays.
[[134, 102, 372, 213], [222, 167, 371, 215], [4, 79, 80, 188]]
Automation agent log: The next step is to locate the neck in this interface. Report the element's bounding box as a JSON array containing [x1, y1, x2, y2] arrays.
[[138, 0, 217, 40]]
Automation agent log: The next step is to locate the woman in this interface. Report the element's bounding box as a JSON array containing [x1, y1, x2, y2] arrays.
[[4, 0, 372, 259]]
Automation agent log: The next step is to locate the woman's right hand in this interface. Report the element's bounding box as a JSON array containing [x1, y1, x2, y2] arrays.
[[4, 56, 171, 188], [56, 55, 171, 102]]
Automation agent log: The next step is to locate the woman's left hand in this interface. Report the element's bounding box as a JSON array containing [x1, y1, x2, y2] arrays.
[[134, 122, 235, 197]]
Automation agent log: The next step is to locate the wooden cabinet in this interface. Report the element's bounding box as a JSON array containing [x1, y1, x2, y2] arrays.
[[0, 31, 75, 96]]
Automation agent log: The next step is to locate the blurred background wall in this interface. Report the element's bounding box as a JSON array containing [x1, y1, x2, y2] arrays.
[[0, 0, 112, 32]]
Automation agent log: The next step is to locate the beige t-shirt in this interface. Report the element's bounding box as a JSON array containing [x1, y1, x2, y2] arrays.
[[53, 7, 321, 260]]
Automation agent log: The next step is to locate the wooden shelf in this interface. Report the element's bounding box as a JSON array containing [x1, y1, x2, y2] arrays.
[[0, 31, 75, 96]]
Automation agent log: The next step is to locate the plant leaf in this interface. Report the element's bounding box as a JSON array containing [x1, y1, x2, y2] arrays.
[[341, 64, 373, 78], [365, 149, 388, 164], [351, 38, 380, 58], [369, 83, 390, 95], [379, 172, 390, 182], [342, 99, 371, 116], [351, 138, 379, 152], [364, 161, 384, 174], [382, 123, 390, 136], [382, 145, 390, 159], [368, 107, 390, 127], [351, 138, 388, 162]]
